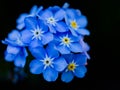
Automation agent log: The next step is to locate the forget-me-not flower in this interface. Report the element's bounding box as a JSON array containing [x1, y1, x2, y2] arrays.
[[21, 16, 53, 48], [2, 30, 28, 68], [29, 44, 67, 82], [65, 9, 90, 36], [61, 53, 87, 83], [38, 7, 68, 33], [53, 32, 83, 54]]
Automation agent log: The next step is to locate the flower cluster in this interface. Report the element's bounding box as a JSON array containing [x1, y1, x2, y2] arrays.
[[2, 3, 90, 83]]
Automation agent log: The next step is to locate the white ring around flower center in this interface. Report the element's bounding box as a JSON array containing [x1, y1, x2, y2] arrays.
[[31, 26, 44, 40], [60, 34, 73, 47], [47, 17, 57, 26], [40, 55, 54, 70], [66, 60, 79, 72]]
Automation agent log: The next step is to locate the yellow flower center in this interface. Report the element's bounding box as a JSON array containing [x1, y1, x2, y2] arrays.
[[67, 63, 76, 71], [70, 21, 78, 29], [62, 38, 70, 44]]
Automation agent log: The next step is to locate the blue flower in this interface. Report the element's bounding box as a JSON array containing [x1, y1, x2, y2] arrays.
[[61, 53, 87, 83], [16, 5, 43, 30], [65, 9, 90, 36], [38, 7, 68, 33], [29, 44, 67, 82], [53, 32, 83, 54], [2, 30, 28, 68], [21, 16, 53, 48]]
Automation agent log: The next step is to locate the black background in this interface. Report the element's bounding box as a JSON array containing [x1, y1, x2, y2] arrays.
[[0, 0, 120, 90]]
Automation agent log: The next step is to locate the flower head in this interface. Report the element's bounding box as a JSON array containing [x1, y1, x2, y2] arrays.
[[29, 44, 67, 82], [38, 7, 68, 33], [21, 16, 53, 48], [2, 30, 28, 68], [54, 32, 83, 54], [65, 9, 90, 36], [2, 3, 90, 83], [61, 53, 87, 83]]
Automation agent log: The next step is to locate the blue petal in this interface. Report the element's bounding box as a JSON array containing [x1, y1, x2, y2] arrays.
[[38, 19, 48, 32], [7, 45, 20, 54], [69, 43, 83, 53], [75, 9, 81, 16], [62, 3, 70, 8], [8, 30, 20, 41], [48, 25, 56, 33], [41, 32, 53, 45], [24, 16, 37, 30], [48, 6, 60, 13], [16, 13, 27, 24], [62, 54, 74, 63], [36, 6, 43, 15], [14, 52, 26, 68], [43, 67, 58, 82], [56, 22, 68, 32], [3, 39, 18, 46], [69, 28, 78, 36], [22, 48, 28, 57], [54, 34, 61, 42], [29, 59, 44, 74], [5, 51, 16, 62], [16, 23, 25, 30], [2, 40, 8, 45], [69, 33, 80, 42], [54, 57, 67, 71], [14, 47, 27, 68], [74, 66, 87, 78], [29, 46, 46, 59], [56, 45, 70, 54], [55, 9, 65, 21], [61, 71, 74, 83], [66, 9, 76, 20], [84, 52, 90, 60], [80, 39, 90, 59], [41, 9, 53, 19], [77, 16, 88, 28], [74, 54, 87, 65], [30, 5, 38, 15], [4, 37, 25, 46], [30, 39, 42, 48], [65, 15, 70, 26], [84, 42, 90, 51], [21, 30, 32, 44], [46, 44, 59, 58], [77, 29, 90, 35], [80, 38, 90, 51]]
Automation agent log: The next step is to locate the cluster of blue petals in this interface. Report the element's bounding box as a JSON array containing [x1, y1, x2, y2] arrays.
[[2, 3, 90, 83]]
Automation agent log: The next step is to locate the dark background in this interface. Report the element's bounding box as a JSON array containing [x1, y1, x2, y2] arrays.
[[0, 0, 120, 90]]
